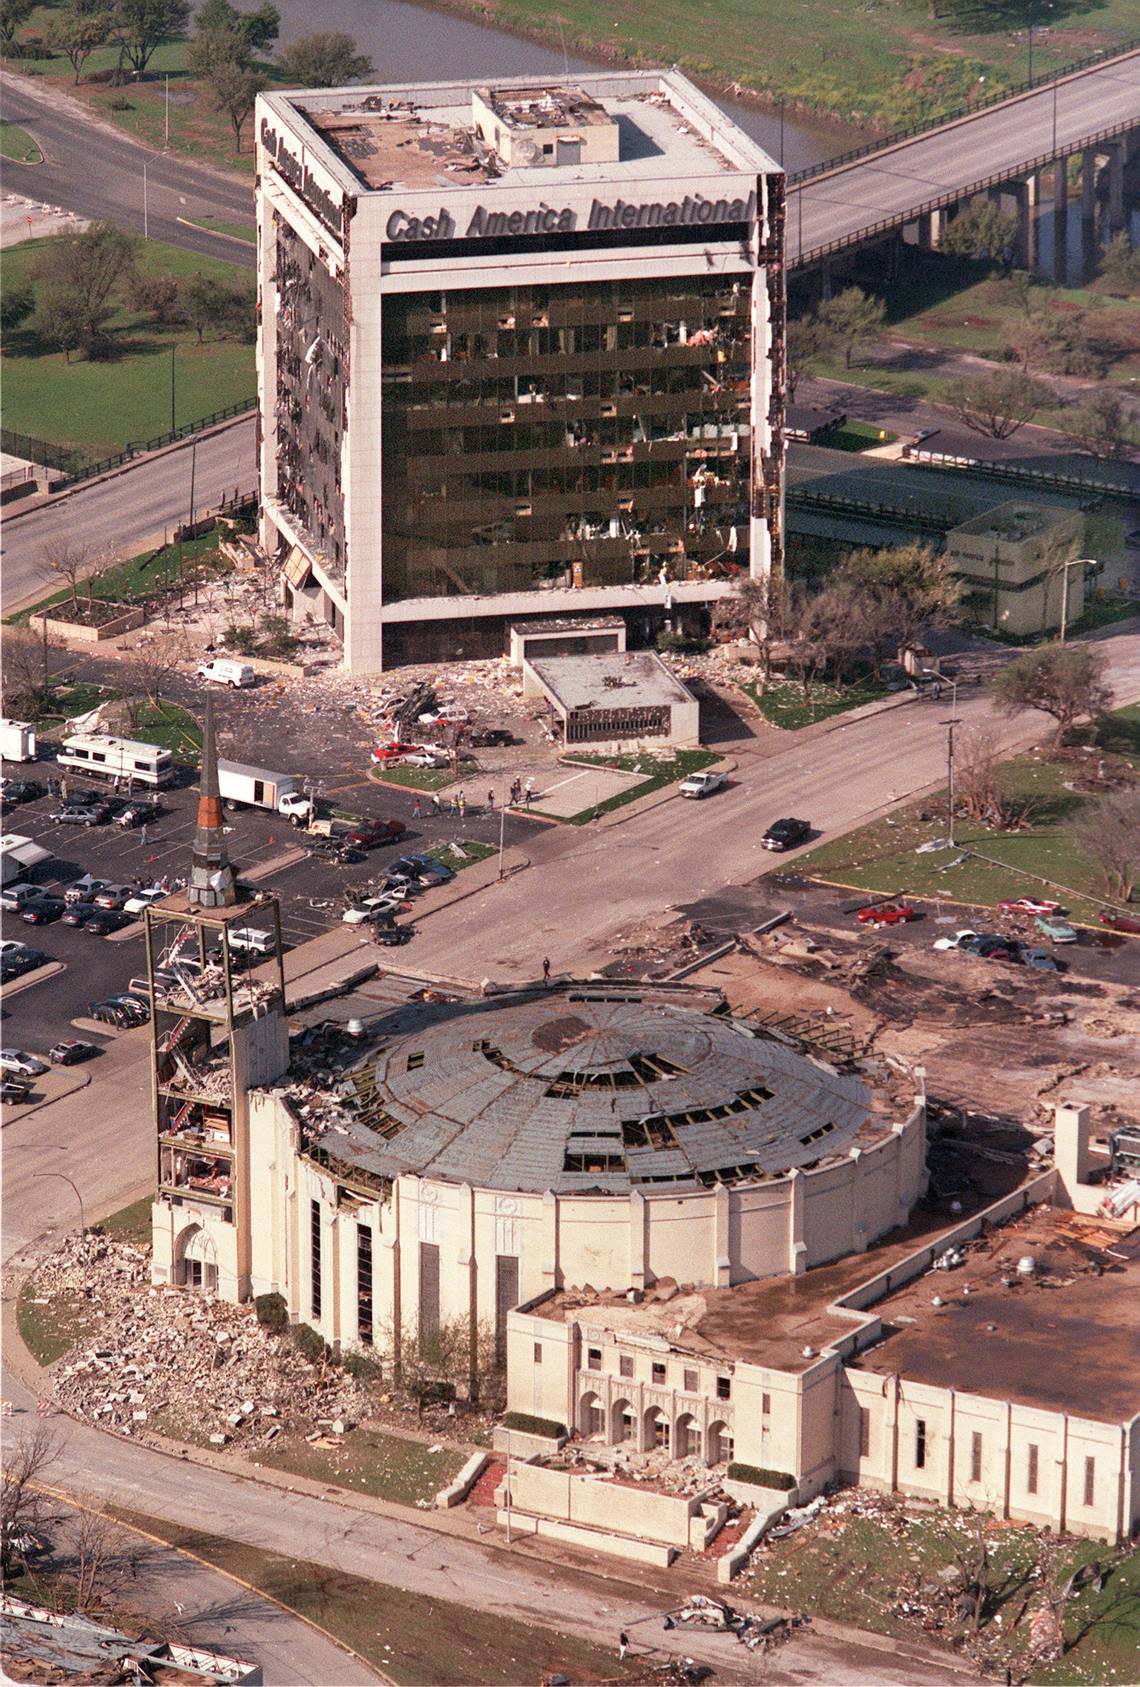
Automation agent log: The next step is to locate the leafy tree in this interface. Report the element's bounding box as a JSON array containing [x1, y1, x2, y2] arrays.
[[940, 196, 1018, 266], [0, 0, 35, 53], [111, 0, 191, 78], [277, 29, 372, 88], [188, 22, 249, 77], [1073, 788, 1140, 904], [33, 287, 88, 360], [46, 5, 114, 80], [785, 311, 832, 401], [196, 0, 277, 50], [838, 541, 960, 673], [1098, 231, 1140, 298], [945, 367, 1050, 439], [1065, 391, 1129, 461], [33, 221, 136, 353], [182, 271, 252, 338], [128, 269, 183, 323], [712, 569, 791, 686], [990, 641, 1112, 743], [819, 286, 886, 369], [207, 58, 265, 150], [0, 280, 34, 337]]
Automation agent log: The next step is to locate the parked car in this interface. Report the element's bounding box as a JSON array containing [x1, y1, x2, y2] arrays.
[[1035, 914, 1078, 944], [418, 704, 469, 724], [398, 853, 454, 885], [761, 816, 811, 851], [61, 901, 103, 928], [962, 933, 1008, 956], [342, 893, 404, 926], [373, 924, 413, 946], [116, 800, 162, 830], [90, 994, 149, 1027], [0, 1080, 30, 1105], [1098, 910, 1140, 934], [370, 742, 418, 765], [49, 804, 110, 827], [64, 875, 110, 905], [0, 1049, 49, 1078], [228, 927, 275, 956], [468, 728, 514, 748], [196, 657, 255, 688], [49, 1039, 98, 1066], [679, 769, 728, 800], [0, 884, 42, 914], [58, 789, 103, 808], [93, 883, 134, 910], [856, 902, 917, 926], [308, 839, 367, 866], [1, 948, 45, 982], [1023, 947, 1065, 973], [85, 908, 132, 936], [997, 897, 1063, 917], [0, 779, 42, 810], [402, 748, 450, 769], [21, 895, 65, 925], [342, 817, 407, 849], [123, 886, 168, 915]]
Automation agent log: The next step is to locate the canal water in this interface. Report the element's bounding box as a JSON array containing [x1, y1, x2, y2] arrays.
[[269, 0, 868, 173]]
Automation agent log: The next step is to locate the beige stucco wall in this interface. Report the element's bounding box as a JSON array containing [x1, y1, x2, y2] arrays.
[[505, 1459, 702, 1545]]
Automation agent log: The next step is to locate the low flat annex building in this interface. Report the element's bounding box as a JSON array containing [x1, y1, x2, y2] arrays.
[[521, 650, 700, 748], [255, 71, 785, 670]]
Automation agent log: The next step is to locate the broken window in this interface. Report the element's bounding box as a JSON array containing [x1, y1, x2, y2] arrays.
[[310, 1198, 322, 1322], [620, 1354, 634, 1379], [419, 1242, 440, 1351], [652, 1361, 666, 1385], [915, 1418, 927, 1471], [858, 1406, 870, 1458], [716, 1375, 731, 1402], [1027, 1443, 1039, 1495], [683, 1368, 698, 1393], [357, 1222, 373, 1345], [405, 1052, 425, 1071], [1083, 1456, 1095, 1508], [970, 1432, 982, 1484], [587, 1347, 602, 1371], [494, 1254, 518, 1368]]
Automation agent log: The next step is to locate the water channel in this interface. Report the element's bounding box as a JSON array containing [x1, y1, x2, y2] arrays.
[[269, 0, 868, 173]]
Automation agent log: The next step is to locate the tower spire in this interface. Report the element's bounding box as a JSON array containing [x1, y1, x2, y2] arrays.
[[188, 692, 236, 908]]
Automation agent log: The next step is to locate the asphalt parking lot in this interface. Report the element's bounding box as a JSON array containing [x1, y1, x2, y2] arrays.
[[2, 747, 538, 1056]]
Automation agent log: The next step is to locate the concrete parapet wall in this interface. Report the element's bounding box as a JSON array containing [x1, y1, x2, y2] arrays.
[[495, 1508, 676, 1566], [503, 1458, 704, 1547], [717, 1500, 788, 1582], [30, 607, 145, 642], [436, 1450, 489, 1509]]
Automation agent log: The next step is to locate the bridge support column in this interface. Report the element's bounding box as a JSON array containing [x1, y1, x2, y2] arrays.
[[1011, 172, 1039, 270], [1104, 141, 1125, 235], [820, 261, 833, 302], [1080, 147, 1099, 277], [1052, 159, 1069, 284], [916, 208, 944, 251]]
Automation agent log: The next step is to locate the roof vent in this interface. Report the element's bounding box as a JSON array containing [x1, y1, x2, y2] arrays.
[[1016, 1255, 1037, 1277]]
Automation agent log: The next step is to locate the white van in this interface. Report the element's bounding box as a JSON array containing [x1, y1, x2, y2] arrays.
[[57, 734, 174, 789], [227, 927, 275, 956], [197, 658, 256, 688]]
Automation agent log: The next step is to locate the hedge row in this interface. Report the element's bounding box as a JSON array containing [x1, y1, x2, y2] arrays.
[[727, 1462, 796, 1490], [500, 1411, 566, 1439]]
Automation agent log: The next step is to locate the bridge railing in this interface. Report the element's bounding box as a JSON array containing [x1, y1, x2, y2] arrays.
[[903, 449, 1135, 502], [788, 36, 1139, 185], [794, 115, 1139, 266]]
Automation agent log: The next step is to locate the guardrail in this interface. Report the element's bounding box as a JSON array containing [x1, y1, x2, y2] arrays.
[[792, 115, 1139, 266], [787, 38, 1139, 184], [903, 449, 1134, 501], [3, 399, 256, 491], [786, 486, 955, 533]]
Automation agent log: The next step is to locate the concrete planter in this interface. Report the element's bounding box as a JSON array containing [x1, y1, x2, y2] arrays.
[[30, 606, 145, 643], [724, 1478, 800, 1508], [492, 1425, 567, 1458]]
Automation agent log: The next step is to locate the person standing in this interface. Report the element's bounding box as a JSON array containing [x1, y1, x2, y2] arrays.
[[140, 823, 149, 848], [542, 956, 551, 988], [486, 790, 494, 813], [413, 797, 422, 820]]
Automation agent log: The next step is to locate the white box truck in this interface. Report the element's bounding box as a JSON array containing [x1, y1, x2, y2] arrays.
[[217, 760, 308, 817], [1, 720, 37, 762], [1, 833, 52, 887]]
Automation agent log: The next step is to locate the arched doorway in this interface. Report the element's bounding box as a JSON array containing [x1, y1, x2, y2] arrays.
[[675, 1412, 701, 1457], [707, 1420, 733, 1464], [611, 1398, 635, 1444], [644, 1405, 670, 1453], [175, 1223, 218, 1293], [578, 1391, 605, 1437]]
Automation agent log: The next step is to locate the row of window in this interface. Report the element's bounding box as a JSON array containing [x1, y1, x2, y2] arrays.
[[580, 1344, 733, 1399], [858, 1407, 1097, 1503]]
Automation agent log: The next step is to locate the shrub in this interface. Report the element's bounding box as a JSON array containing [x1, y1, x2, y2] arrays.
[[108, 96, 134, 110], [727, 1462, 796, 1490], [500, 1411, 566, 1440], [343, 1350, 384, 1383], [254, 1291, 288, 1332], [290, 1322, 328, 1363], [222, 622, 259, 654], [259, 614, 299, 659]]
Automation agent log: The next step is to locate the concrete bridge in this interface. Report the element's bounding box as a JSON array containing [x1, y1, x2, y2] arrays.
[[788, 47, 1140, 278]]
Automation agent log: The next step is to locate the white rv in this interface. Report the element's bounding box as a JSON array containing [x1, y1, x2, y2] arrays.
[[57, 733, 174, 789]]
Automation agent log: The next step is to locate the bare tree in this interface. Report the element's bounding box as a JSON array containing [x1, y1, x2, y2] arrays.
[[1072, 788, 1140, 903], [945, 368, 1052, 439], [381, 1313, 503, 1414], [37, 539, 90, 615], [122, 631, 188, 707], [1, 1424, 62, 1573], [712, 570, 792, 687], [61, 1505, 145, 1611], [955, 724, 1003, 822], [1, 626, 62, 715]]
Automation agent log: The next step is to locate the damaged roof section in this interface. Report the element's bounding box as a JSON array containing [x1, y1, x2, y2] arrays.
[[270, 986, 902, 1198]]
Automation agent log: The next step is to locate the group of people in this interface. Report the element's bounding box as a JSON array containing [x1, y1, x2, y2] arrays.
[[411, 779, 537, 820]]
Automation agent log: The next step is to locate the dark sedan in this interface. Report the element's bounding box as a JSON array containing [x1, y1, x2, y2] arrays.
[[61, 900, 101, 928], [0, 780, 43, 809], [468, 728, 514, 748], [21, 895, 66, 925], [84, 908, 132, 936], [761, 817, 812, 852]]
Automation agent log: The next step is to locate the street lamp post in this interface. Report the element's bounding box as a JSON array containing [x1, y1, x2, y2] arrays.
[[1056, 557, 1093, 642], [170, 343, 176, 433], [778, 96, 785, 168], [498, 790, 506, 881], [941, 714, 963, 849], [142, 159, 149, 240], [34, 1171, 86, 1233]]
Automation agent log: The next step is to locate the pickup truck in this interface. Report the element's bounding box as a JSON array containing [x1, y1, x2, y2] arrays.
[[679, 770, 727, 800]]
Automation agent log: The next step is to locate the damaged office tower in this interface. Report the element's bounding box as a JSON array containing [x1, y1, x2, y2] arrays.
[[257, 70, 785, 670], [148, 707, 289, 1301]]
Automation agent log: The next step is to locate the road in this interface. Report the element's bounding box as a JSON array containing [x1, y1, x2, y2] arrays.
[[793, 49, 1140, 263], [0, 72, 254, 267], [0, 416, 256, 613]]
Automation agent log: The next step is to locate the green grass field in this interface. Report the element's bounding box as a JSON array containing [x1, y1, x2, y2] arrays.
[[0, 118, 43, 161], [797, 705, 1140, 924], [553, 748, 719, 823], [9, 533, 233, 626], [179, 214, 256, 246], [17, 1278, 96, 1366], [261, 1429, 464, 1508], [1, 237, 254, 458], [744, 675, 891, 729]]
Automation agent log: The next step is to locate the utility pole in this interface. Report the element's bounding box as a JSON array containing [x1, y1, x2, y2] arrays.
[[170, 343, 176, 433], [1058, 558, 1093, 642], [164, 73, 170, 150], [143, 159, 148, 240], [942, 713, 963, 848], [498, 790, 506, 880]]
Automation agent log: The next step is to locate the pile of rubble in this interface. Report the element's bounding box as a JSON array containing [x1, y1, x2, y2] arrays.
[[38, 1234, 368, 1449]]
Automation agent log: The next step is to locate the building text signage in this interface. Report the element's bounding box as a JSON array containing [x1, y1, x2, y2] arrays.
[[385, 190, 756, 244], [261, 119, 342, 237]]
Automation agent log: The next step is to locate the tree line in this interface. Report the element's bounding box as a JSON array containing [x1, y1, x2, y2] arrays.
[[2, 0, 375, 152]]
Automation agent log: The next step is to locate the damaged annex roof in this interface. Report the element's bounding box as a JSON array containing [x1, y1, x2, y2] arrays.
[[274, 987, 879, 1196]]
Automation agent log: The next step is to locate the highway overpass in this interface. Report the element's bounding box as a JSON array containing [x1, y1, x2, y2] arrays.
[[789, 47, 1140, 275]]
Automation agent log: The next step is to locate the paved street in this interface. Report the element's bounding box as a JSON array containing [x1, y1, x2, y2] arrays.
[[793, 50, 1140, 262], [0, 72, 255, 267], [0, 416, 256, 613]]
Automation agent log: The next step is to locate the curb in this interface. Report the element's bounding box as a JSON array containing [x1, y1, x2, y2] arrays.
[[176, 214, 255, 248], [0, 1065, 91, 1128], [0, 958, 65, 997]]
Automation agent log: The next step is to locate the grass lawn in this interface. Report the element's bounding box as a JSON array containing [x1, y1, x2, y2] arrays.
[[95, 1195, 153, 1246], [428, 839, 496, 870], [179, 214, 256, 246], [371, 763, 474, 792], [797, 706, 1140, 925], [106, 1505, 640, 1686], [10, 532, 232, 627], [260, 1429, 464, 1508], [553, 748, 719, 823], [0, 118, 43, 161], [824, 419, 899, 452], [132, 700, 202, 760], [744, 675, 891, 730], [1, 237, 254, 459], [16, 1278, 95, 1367], [741, 1505, 1139, 1684]]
